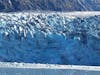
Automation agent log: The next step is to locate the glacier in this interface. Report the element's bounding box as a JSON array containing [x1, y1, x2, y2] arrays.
[[0, 12, 100, 66]]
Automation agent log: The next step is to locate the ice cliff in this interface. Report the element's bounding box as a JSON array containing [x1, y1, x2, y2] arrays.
[[0, 12, 100, 66]]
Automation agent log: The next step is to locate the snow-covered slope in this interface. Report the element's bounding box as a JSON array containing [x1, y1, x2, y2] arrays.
[[0, 12, 100, 66]]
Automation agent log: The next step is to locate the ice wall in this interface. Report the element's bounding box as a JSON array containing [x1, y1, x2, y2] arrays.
[[0, 12, 100, 66]]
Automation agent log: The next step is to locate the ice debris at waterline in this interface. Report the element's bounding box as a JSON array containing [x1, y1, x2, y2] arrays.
[[0, 12, 100, 66]]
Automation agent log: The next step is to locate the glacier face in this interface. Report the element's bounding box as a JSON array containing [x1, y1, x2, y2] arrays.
[[0, 12, 100, 66]]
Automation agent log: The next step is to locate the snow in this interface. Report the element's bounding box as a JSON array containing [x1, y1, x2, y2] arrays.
[[0, 12, 100, 66]]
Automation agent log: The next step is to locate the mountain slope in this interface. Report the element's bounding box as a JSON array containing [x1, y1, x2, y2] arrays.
[[0, 0, 100, 12]]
